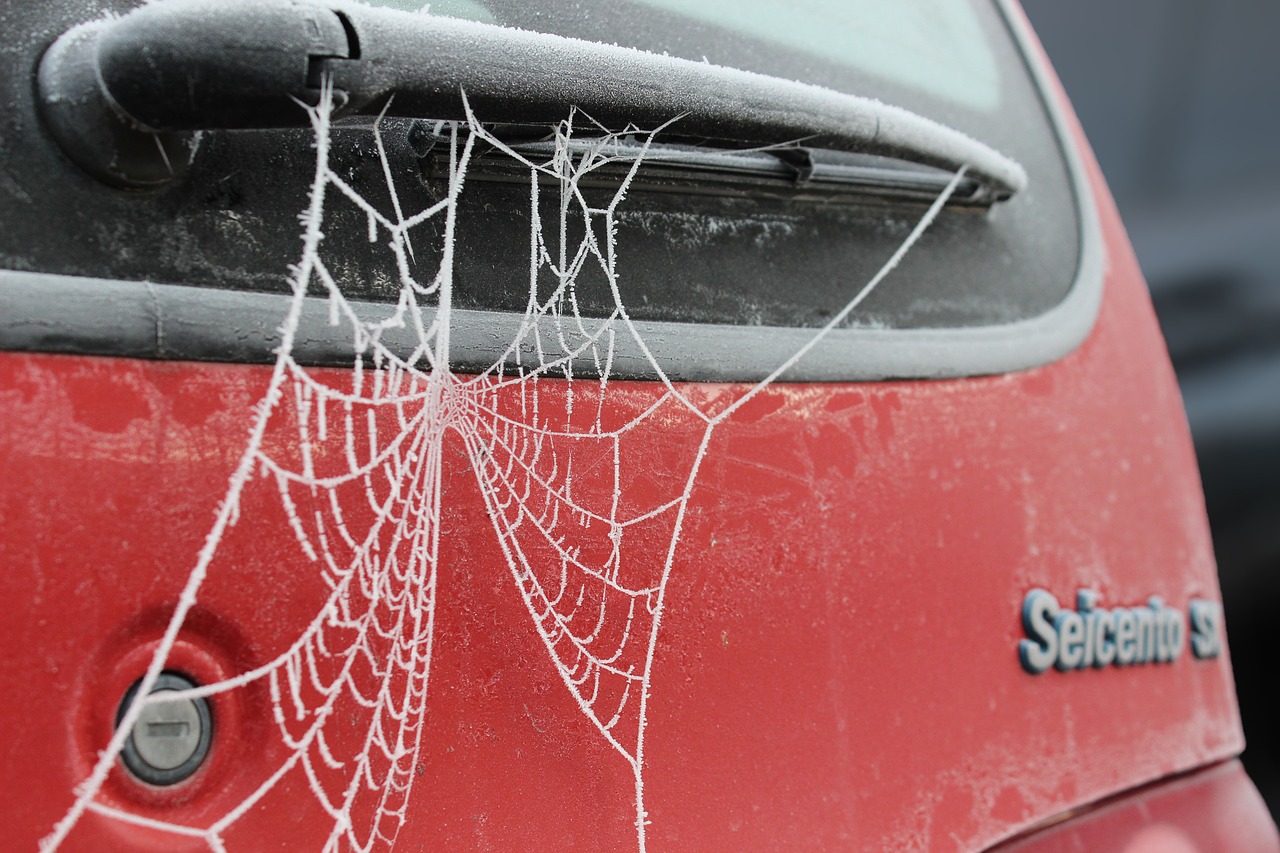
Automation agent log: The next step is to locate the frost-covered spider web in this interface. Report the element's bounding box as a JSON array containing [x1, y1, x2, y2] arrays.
[[42, 85, 965, 852]]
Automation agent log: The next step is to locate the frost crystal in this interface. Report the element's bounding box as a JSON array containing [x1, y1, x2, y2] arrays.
[[41, 87, 964, 852]]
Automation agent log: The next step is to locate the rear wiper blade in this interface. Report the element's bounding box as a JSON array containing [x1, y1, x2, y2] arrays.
[[493, 137, 989, 203], [37, 0, 1026, 204]]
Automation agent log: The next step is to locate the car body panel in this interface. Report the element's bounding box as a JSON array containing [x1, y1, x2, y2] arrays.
[[989, 761, 1279, 853], [0, 148, 1246, 850]]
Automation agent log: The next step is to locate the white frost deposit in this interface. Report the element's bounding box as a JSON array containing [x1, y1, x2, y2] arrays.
[[41, 83, 965, 852]]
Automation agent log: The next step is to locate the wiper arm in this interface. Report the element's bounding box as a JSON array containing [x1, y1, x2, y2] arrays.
[[37, 0, 1026, 203]]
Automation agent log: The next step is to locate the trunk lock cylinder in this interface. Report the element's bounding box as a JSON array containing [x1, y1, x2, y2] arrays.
[[116, 672, 213, 787]]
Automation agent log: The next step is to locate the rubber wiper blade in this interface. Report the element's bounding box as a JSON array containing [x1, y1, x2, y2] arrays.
[[37, 0, 1026, 203], [470, 137, 991, 204]]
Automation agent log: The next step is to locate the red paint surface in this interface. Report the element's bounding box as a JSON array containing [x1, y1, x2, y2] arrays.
[[0, 33, 1269, 853], [989, 761, 1279, 853], [0, 219, 1251, 850]]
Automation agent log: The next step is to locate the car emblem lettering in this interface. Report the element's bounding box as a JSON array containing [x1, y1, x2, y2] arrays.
[[1019, 588, 1222, 674]]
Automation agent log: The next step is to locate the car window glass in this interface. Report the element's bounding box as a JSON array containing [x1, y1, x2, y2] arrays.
[[0, 0, 1083, 347], [373, 0, 499, 23], [364, 0, 1001, 112], [622, 0, 999, 111]]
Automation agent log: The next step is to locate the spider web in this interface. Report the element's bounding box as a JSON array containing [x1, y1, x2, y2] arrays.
[[40, 85, 966, 852]]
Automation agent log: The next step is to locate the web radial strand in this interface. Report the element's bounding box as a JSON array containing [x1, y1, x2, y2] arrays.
[[41, 77, 965, 852]]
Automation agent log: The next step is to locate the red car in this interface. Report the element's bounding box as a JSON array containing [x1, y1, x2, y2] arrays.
[[2, 0, 1276, 850]]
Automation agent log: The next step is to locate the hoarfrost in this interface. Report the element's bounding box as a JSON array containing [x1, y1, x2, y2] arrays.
[[40, 84, 964, 852]]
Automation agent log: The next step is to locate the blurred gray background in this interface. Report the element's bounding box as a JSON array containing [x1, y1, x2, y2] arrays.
[[1022, 0, 1280, 819]]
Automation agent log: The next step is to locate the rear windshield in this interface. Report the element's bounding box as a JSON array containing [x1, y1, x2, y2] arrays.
[[392, 0, 1003, 112], [0, 0, 1080, 337]]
